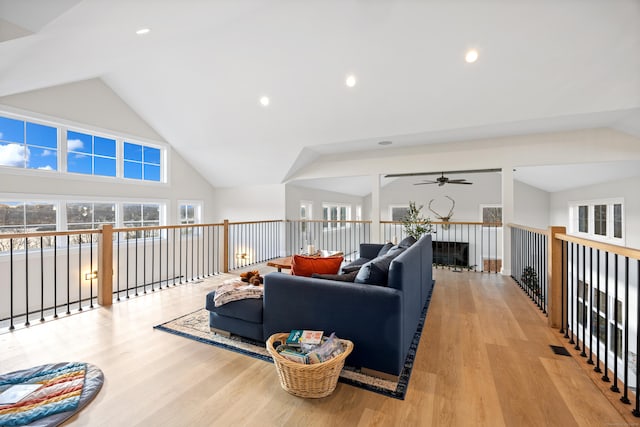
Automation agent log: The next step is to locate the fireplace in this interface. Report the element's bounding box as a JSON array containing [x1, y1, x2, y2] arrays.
[[432, 241, 469, 267]]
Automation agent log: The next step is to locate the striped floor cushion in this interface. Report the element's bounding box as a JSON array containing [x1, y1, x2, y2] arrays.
[[0, 362, 103, 427]]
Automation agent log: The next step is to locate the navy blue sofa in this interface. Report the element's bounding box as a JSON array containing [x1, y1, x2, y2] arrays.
[[263, 234, 434, 376]]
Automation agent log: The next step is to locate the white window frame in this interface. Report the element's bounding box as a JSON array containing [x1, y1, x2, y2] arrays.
[[178, 200, 203, 225], [0, 107, 168, 185], [322, 202, 351, 230], [568, 198, 624, 245]]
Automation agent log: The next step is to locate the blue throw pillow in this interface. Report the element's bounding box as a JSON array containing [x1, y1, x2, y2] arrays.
[[354, 253, 395, 286], [377, 242, 394, 257], [398, 235, 417, 248]]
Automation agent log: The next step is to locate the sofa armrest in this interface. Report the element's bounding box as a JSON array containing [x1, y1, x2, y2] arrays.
[[263, 272, 404, 375], [359, 243, 385, 260]]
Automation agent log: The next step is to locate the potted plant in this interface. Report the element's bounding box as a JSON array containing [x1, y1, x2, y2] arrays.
[[401, 201, 434, 240]]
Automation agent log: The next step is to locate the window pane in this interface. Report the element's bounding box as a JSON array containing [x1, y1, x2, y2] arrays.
[[124, 160, 142, 179], [578, 206, 588, 233], [67, 203, 92, 224], [67, 131, 91, 153], [26, 146, 57, 171], [94, 156, 116, 177], [0, 142, 26, 167], [483, 207, 502, 224], [0, 203, 24, 226], [330, 207, 337, 221], [180, 205, 187, 220], [124, 142, 143, 161], [594, 205, 606, 236], [67, 153, 92, 174], [94, 203, 115, 223], [143, 146, 161, 165], [123, 204, 142, 221], [94, 136, 116, 157], [26, 122, 57, 149], [392, 207, 409, 222], [25, 202, 56, 228], [614, 204, 622, 238], [0, 116, 24, 143], [143, 164, 161, 181], [143, 204, 160, 221], [186, 205, 194, 219]]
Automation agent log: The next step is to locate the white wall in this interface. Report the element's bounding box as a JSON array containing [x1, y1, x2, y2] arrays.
[[212, 184, 286, 222], [514, 180, 550, 229], [0, 78, 217, 224], [550, 175, 640, 249]]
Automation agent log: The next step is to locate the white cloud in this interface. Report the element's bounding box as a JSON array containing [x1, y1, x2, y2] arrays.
[[74, 153, 87, 159], [67, 139, 84, 151], [0, 132, 3, 139], [0, 144, 29, 167], [41, 149, 54, 157], [38, 165, 53, 171]]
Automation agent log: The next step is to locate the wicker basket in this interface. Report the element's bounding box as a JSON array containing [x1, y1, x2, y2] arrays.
[[266, 333, 354, 398]]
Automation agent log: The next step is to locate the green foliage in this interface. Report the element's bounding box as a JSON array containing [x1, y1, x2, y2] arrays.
[[401, 201, 433, 240], [521, 266, 539, 295]]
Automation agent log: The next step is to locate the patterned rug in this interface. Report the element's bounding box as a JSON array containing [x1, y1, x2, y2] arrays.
[[154, 287, 433, 400], [0, 362, 103, 426]]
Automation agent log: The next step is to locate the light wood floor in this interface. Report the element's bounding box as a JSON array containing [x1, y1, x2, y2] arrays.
[[0, 269, 632, 426]]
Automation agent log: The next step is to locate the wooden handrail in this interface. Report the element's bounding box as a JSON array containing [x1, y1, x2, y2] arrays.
[[285, 219, 373, 224], [555, 233, 640, 260], [228, 219, 283, 225], [0, 228, 103, 239], [507, 223, 549, 236], [112, 223, 225, 233]]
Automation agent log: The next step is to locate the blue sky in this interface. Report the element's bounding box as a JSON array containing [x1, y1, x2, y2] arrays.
[[0, 116, 57, 170]]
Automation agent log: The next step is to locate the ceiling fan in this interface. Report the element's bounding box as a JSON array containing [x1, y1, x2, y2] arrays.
[[414, 172, 473, 186]]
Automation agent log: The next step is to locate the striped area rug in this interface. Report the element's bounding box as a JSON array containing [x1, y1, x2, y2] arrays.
[[0, 362, 103, 427]]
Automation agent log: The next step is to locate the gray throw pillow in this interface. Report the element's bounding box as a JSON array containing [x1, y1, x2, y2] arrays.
[[398, 235, 417, 248], [354, 253, 395, 286], [311, 270, 359, 282], [377, 242, 394, 257]]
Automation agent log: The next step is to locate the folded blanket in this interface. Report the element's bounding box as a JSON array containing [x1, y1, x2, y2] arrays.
[[213, 279, 264, 307]]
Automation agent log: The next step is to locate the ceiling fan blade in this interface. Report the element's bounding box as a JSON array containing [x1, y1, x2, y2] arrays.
[[449, 181, 473, 185], [447, 179, 468, 183], [414, 182, 438, 185]]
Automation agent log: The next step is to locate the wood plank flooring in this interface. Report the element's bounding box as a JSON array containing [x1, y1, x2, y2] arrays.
[[0, 269, 630, 426]]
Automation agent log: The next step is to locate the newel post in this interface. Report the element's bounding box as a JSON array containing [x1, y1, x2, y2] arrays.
[[98, 224, 114, 306], [547, 226, 566, 328], [223, 219, 230, 273]]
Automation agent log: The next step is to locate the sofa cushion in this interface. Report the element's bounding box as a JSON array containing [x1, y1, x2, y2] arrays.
[[385, 245, 406, 258], [398, 235, 417, 248], [377, 242, 394, 257], [291, 255, 343, 277], [354, 253, 396, 286], [205, 293, 263, 323], [311, 270, 359, 282]]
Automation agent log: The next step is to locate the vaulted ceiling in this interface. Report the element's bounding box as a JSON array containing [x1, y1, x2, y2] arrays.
[[1, 0, 639, 190]]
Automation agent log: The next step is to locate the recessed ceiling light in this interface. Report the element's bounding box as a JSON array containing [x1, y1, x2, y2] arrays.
[[465, 49, 479, 63], [136, 28, 150, 35], [259, 96, 270, 106], [378, 140, 392, 146], [345, 75, 357, 88]]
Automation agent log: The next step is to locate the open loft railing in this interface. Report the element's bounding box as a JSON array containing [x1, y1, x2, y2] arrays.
[[509, 223, 640, 417], [382, 221, 503, 273]]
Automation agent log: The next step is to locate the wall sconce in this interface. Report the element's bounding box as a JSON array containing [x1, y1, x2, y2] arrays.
[[85, 271, 98, 280]]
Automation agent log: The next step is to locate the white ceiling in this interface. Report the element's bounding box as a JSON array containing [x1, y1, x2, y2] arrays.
[[1, 0, 639, 190]]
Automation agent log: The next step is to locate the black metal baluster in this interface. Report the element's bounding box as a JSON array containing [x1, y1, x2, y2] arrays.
[[90, 233, 94, 308], [569, 243, 575, 345], [40, 236, 44, 321], [53, 236, 58, 318], [159, 227, 163, 288], [25, 237, 30, 326], [603, 251, 610, 382], [143, 228, 147, 293], [179, 227, 182, 284], [151, 229, 155, 291], [595, 249, 602, 373], [588, 247, 594, 364], [78, 235, 82, 311], [561, 240, 566, 336], [135, 232, 139, 296], [633, 259, 640, 417], [581, 245, 586, 356], [612, 254, 620, 393], [126, 233, 130, 298], [621, 256, 630, 404], [9, 238, 14, 330], [117, 232, 121, 300], [191, 224, 194, 278], [66, 235, 70, 314]]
